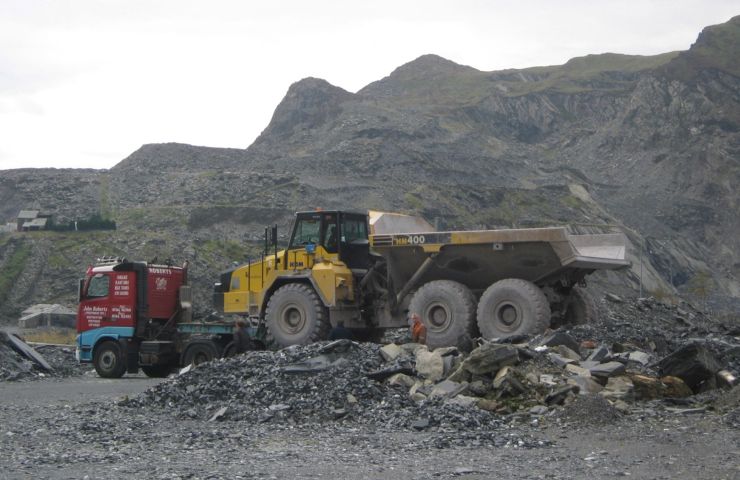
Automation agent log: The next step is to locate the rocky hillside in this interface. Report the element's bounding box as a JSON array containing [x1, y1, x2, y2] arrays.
[[0, 16, 738, 320]]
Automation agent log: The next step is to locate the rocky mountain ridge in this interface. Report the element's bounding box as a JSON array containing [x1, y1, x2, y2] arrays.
[[0, 16, 738, 319]]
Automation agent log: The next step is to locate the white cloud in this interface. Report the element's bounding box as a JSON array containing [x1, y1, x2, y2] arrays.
[[0, 0, 737, 170]]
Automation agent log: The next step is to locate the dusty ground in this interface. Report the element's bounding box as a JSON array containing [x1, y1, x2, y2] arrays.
[[1, 375, 737, 480]]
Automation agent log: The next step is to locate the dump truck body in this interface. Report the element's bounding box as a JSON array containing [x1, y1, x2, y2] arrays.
[[370, 227, 628, 292], [215, 211, 629, 349]]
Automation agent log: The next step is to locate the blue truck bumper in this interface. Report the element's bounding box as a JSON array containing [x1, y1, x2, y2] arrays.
[[76, 327, 135, 363]]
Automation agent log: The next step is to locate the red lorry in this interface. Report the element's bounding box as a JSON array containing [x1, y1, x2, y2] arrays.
[[76, 257, 242, 378]]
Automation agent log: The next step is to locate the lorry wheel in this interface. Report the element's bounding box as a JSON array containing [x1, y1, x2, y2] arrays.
[[265, 283, 329, 348], [477, 279, 550, 339], [141, 365, 173, 378], [562, 287, 597, 325], [183, 342, 217, 366], [93, 341, 126, 378], [408, 280, 478, 350]]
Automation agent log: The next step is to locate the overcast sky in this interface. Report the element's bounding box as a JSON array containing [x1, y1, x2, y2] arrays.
[[0, 1, 737, 170]]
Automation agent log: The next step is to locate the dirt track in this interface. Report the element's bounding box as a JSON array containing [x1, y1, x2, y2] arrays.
[[1, 375, 737, 479]]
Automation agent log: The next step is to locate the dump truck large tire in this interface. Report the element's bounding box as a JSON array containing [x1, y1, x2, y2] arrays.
[[477, 279, 550, 338], [266, 283, 330, 348], [562, 286, 597, 325], [409, 280, 478, 350], [93, 341, 126, 378]]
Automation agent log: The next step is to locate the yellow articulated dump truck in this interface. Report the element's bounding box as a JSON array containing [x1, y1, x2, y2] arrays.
[[213, 210, 629, 350]]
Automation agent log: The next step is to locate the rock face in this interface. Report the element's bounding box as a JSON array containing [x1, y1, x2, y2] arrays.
[[0, 17, 739, 319]]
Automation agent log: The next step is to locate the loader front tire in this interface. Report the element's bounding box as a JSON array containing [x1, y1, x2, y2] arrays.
[[408, 280, 478, 351], [266, 283, 329, 348], [477, 278, 550, 339]]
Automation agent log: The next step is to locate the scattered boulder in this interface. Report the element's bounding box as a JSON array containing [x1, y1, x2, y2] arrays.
[[540, 332, 581, 355], [548, 353, 576, 368], [492, 366, 528, 397], [629, 374, 663, 400], [545, 385, 577, 405], [658, 343, 722, 392], [587, 345, 610, 362], [462, 343, 519, 376], [380, 343, 402, 362], [555, 345, 582, 361], [660, 376, 693, 398], [415, 348, 445, 381], [387, 373, 416, 388], [627, 351, 651, 366], [600, 376, 634, 402], [429, 380, 467, 399], [589, 362, 626, 382], [565, 364, 591, 377], [567, 376, 604, 395]]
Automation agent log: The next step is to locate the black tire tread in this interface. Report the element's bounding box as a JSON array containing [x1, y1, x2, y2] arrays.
[[564, 286, 597, 326], [265, 283, 330, 348], [408, 279, 478, 350], [476, 278, 550, 339]]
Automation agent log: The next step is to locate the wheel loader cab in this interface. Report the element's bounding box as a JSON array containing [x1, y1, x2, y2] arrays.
[[288, 211, 370, 270]]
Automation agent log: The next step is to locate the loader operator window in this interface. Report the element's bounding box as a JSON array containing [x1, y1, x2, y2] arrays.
[[86, 274, 110, 298], [322, 214, 338, 253], [290, 215, 321, 248], [341, 217, 367, 244]]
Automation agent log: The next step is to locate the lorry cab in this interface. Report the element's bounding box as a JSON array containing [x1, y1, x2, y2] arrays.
[[76, 258, 190, 377]]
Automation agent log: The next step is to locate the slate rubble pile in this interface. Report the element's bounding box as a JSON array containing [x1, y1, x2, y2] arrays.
[[129, 340, 528, 437], [0, 331, 90, 381], [129, 295, 737, 431]]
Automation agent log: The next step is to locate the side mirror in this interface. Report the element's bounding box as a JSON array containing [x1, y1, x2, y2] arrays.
[[78, 279, 85, 302]]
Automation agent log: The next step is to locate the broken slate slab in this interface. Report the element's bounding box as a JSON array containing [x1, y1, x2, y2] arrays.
[[545, 385, 577, 405], [589, 361, 626, 380], [1, 332, 53, 372], [599, 376, 635, 402], [379, 343, 402, 362], [567, 376, 604, 395], [446, 395, 478, 408], [587, 345, 610, 362], [208, 406, 228, 422], [415, 349, 445, 381], [492, 366, 527, 396], [463, 343, 519, 375], [627, 351, 651, 366], [429, 379, 468, 399], [548, 352, 576, 368], [540, 332, 581, 355], [282, 354, 349, 374], [387, 373, 416, 388], [658, 343, 722, 391], [565, 363, 592, 377], [629, 374, 664, 400], [556, 345, 582, 361], [660, 376, 693, 398]]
